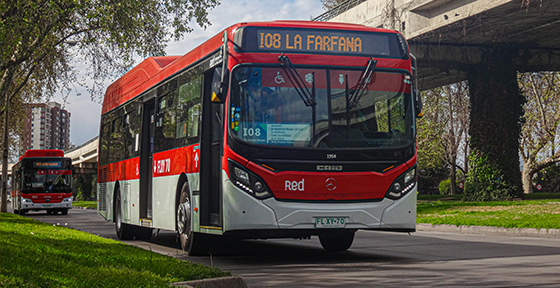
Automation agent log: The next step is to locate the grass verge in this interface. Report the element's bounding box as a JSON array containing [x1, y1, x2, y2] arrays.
[[417, 198, 560, 229], [72, 201, 97, 209], [0, 213, 230, 287]]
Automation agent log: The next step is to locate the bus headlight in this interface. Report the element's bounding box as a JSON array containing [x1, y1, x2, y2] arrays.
[[62, 197, 72, 202], [386, 166, 416, 200], [22, 198, 33, 203], [229, 160, 273, 200]]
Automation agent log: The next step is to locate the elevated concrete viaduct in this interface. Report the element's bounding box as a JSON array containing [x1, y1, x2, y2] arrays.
[[318, 0, 560, 90], [316, 0, 560, 195]]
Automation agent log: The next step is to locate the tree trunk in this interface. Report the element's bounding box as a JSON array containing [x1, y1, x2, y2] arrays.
[[522, 162, 534, 194], [1, 96, 10, 213], [449, 162, 457, 195]]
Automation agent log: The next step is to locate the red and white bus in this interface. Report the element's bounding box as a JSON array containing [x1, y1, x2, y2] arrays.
[[11, 149, 74, 215], [97, 20, 421, 254]]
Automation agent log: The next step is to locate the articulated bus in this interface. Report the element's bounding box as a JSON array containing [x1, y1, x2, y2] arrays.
[[97, 20, 422, 254], [11, 149, 74, 215]]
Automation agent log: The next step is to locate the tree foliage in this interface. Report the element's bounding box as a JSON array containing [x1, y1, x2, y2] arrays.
[[321, 0, 347, 11], [0, 0, 219, 212], [416, 83, 469, 194], [519, 71, 560, 194]]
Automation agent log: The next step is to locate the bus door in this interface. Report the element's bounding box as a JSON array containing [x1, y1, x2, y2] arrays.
[[199, 69, 224, 228], [140, 98, 155, 219]]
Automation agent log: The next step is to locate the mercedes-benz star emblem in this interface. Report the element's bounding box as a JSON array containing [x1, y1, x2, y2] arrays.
[[325, 178, 337, 191]]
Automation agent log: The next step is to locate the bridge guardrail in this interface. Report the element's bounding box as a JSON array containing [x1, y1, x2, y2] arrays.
[[312, 0, 367, 22]]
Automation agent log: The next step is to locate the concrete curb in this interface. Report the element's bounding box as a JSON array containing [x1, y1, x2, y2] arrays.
[[417, 223, 560, 238], [172, 276, 247, 288]]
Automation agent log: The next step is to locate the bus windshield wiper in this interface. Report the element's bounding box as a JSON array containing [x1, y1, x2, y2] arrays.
[[278, 54, 316, 108], [278, 54, 317, 137], [348, 58, 377, 109]]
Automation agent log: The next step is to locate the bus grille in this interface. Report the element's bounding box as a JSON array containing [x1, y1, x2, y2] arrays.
[[98, 168, 107, 211]]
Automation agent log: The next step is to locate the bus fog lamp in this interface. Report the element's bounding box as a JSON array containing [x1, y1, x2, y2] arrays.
[[254, 182, 263, 191], [393, 182, 402, 192]]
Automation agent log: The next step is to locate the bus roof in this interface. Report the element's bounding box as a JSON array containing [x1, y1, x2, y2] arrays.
[[101, 20, 399, 115], [20, 149, 65, 160]]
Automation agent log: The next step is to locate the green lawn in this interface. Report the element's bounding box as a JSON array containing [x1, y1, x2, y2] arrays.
[[0, 213, 230, 287], [72, 201, 97, 209], [417, 198, 560, 229]]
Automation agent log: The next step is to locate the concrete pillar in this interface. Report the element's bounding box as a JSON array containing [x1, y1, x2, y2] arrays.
[[466, 47, 524, 198]]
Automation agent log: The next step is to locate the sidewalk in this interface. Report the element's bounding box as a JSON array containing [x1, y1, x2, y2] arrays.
[[417, 223, 560, 238]]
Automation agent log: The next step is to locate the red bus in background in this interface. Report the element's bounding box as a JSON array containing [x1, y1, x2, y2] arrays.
[[97, 20, 422, 254], [11, 149, 74, 215]]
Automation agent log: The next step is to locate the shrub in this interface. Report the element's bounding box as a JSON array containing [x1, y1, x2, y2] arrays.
[[463, 150, 518, 201]]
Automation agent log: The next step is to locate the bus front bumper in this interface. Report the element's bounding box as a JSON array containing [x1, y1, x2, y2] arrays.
[[223, 179, 416, 233], [21, 199, 73, 211]]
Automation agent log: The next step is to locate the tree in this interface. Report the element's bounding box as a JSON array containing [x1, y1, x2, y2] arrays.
[[321, 0, 347, 11], [519, 72, 560, 194], [417, 83, 469, 195], [417, 87, 447, 192], [441, 82, 469, 195], [0, 0, 219, 212]]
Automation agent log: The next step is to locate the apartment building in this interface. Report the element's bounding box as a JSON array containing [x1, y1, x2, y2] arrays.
[[22, 102, 71, 151]]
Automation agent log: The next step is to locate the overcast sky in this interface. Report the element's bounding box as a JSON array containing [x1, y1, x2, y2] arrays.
[[54, 0, 325, 146]]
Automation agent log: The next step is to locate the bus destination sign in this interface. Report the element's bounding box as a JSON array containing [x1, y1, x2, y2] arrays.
[[254, 29, 391, 56], [33, 162, 62, 168]]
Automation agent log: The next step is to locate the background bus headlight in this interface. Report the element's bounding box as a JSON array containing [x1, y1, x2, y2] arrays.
[[386, 166, 416, 200], [229, 160, 273, 200], [22, 198, 33, 203]]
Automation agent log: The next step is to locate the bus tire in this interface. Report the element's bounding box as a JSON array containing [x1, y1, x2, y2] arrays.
[[319, 231, 355, 252], [115, 189, 134, 240], [177, 183, 208, 256]]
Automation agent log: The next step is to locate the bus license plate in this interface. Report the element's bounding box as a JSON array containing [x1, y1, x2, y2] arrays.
[[315, 217, 346, 228]]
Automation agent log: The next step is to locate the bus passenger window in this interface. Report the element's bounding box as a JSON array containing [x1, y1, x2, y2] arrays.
[[99, 123, 110, 165], [155, 93, 177, 152], [109, 116, 125, 163], [124, 99, 142, 158], [176, 74, 202, 146]]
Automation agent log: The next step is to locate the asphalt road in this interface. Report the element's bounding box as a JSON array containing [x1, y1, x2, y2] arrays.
[[16, 207, 560, 287]]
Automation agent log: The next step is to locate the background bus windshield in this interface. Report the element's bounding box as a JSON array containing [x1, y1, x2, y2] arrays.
[[230, 66, 414, 149], [23, 166, 72, 193]]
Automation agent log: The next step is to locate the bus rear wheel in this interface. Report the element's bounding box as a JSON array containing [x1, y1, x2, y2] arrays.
[[115, 189, 135, 240], [319, 231, 355, 252], [177, 183, 208, 256]]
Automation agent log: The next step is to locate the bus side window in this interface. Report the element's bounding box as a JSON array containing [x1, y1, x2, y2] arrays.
[[177, 73, 202, 146], [124, 99, 142, 158], [155, 91, 177, 152], [109, 116, 125, 163], [99, 123, 111, 165]]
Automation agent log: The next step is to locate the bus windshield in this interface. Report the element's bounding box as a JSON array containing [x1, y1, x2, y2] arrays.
[[23, 169, 72, 193], [229, 66, 415, 149]]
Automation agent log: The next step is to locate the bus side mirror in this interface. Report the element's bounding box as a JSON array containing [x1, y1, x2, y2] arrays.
[[410, 53, 423, 118], [414, 89, 423, 118], [211, 67, 228, 104]]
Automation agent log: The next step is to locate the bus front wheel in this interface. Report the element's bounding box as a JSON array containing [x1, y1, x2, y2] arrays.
[[177, 183, 208, 256], [319, 231, 355, 252]]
